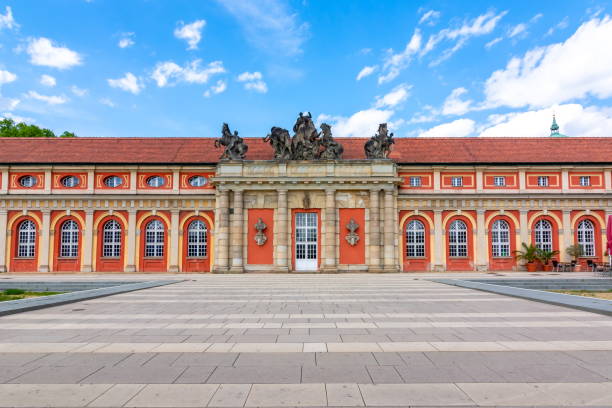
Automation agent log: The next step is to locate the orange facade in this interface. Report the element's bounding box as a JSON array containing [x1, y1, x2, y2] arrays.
[[247, 209, 274, 265], [338, 208, 365, 265]]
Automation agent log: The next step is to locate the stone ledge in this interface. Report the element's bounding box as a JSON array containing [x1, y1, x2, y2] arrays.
[[432, 278, 612, 316], [0, 280, 183, 316]]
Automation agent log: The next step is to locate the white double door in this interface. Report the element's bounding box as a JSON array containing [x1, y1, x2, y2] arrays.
[[295, 212, 318, 271]]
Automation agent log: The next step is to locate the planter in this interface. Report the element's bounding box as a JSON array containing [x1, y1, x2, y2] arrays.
[[526, 262, 537, 272], [543, 264, 553, 272], [573, 265, 581, 272]]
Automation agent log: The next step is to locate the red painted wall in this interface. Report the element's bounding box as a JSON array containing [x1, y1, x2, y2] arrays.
[[338, 208, 365, 265], [247, 209, 274, 265]]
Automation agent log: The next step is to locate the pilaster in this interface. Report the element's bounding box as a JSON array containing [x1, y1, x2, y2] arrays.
[[213, 189, 230, 273], [368, 189, 381, 272], [0, 209, 7, 272], [561, 209, 572, 262], [38, 209, 51, 273], [383, 189, 396, 271], [432, 209, 444, 272], [475, 208, 487, 271], [168, 209, 180, 273], [229, 190, 244, 273], [322, 188, 337, 273], [124, 208, 137, 272], [275, 189, 289, 272], [81, 209, 94, 272]]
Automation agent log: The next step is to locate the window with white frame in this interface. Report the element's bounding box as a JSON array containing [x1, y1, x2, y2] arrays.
[[409, 176, 422, 187], [491, 219, 510, 257], [146, 175, 165, 188], [537, 176, 549, 187], [145, 220, 164, 258], [187, 220, 207, 258], [579, 176, 591, 187], [534, 219, 553, 252], [102, 220, 121, 258], [17, 220, 36, 258], [19, 175, 37, 188], [493, 176, 506, 187], [60, 175, 80, 188], [448, 219, 468, 257], [577, 219, 595, 257], [405, 219, 425, 258], [60, 220, 79, 258], [103, 175, 123, 188], [451, 176, 463, 187]]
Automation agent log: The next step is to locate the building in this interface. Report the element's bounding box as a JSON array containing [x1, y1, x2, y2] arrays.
[[0, 118, 611, 273]]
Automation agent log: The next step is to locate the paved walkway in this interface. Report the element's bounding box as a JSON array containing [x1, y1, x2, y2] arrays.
[[0, 274, 611, 407]]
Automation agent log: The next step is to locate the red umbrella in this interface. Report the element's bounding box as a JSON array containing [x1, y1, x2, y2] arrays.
[[607, 215, 612, 266]]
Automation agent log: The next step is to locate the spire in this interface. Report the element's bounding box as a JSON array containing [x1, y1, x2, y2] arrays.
[[550, 114, 559, 136]]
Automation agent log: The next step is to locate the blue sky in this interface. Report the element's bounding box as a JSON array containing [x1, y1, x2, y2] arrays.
[[0, 0, 611, 139]]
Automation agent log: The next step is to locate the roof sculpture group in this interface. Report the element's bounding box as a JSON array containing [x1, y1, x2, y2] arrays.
[[216, 112, 393, 160]]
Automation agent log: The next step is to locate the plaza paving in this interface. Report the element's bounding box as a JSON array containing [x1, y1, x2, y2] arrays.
[[0, 273, 612, 407]]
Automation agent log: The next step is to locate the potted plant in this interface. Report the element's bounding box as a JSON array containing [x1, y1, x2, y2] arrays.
[[566, 244, 583, 272], [514, 243, 539, 272], [537, 249, 559, 272]]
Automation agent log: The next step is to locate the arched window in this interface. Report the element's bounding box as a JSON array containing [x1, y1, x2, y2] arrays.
[[187, 220, 207, 258], [102, 220, 122, 258], [577, 219, 595, 257], [491, 219, 510, 257], [17, 220, 36, 258], [405, 219, 425, 257], [60, 220, 79, 258], [448, 219, 468, 257], [534, 219, 552, 252], [145, 220, 164, 258]]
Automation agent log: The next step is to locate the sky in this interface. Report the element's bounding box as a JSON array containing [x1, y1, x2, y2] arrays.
[[0, 0, 612, 139]]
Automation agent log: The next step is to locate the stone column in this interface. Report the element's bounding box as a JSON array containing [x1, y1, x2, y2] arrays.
[[322, 188, 337, 273], [475, 209, 487, 271], [38, 210, 51, 273], [383, 189, 396, 271], [81, 209, 94, 272], [519, 209, 529, 246], [368, 189, 381, 272], [213, 189, 230, 273], [229, 190, 244, 273], [0, 209, 7, 272], [276, 189, 289, 272], [561, 209, 572, 262], [168, 209, 180, 273], [432, 209, 444, 272], [125, 209, 137, 272]]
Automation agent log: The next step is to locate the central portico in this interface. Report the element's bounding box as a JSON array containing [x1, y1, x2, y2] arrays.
[[212, 159, 401, 273]]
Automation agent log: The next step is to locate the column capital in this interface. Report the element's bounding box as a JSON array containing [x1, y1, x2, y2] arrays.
[[170, 208, 180, 215], [325, 187, 336, 195], [476, 208, 486, 215], [277, 188, 288, 194]]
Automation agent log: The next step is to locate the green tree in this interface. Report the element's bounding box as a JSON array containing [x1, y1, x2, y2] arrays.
[[0, 118, 76, 138]]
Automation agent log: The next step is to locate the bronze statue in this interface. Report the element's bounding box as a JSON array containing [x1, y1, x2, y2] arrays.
[[216, 123, 248, 160], [264, 126, 292, 160], [318, 123, 343, 160], [262, 112, 343, 160], [364, 123, 394, 159]]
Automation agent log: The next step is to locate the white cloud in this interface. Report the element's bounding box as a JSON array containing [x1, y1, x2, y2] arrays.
[[0, 69, 17, 85], [26, 37, 82, 69], [237, 71, 268, 93], [378, 29, 421, 84], [0, 96, 19, 111], [151, 60, 225, 87], [317, 109, 394, 138], [0, 6, 16, 30], [174, 20, 205, 50], [204, 80, 227, 97], [118, 32, 135, 48], [215, 0, 309, 56], [1, 112, 34, 123], [25, 90, 68, 105], [484, 16, 612, 109], [99, 98, 115, 108], [70, 85, 88, 97], [39, 74, 56, 87], [479, 103, 612, 137], [419, 118, 475, 137], [546, 16, 569, 36], [508, 23, 527, 38], [356, 65, 376, 81], [419, 9, 440, 25], [485, 36, 503, 49], [108, 72, 144, 94], [374, 83, 411, 108], [442, 87, 473, 115]]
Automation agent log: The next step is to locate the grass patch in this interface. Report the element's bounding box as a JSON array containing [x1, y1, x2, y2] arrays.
[[551, 289, 612, 300], [0, 289, 63, 302]]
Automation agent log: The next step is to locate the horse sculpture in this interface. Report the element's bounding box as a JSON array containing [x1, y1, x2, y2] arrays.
[[215, 123, 248, 160], [364, 123, 394, 159], [263, 126, 292, 160]]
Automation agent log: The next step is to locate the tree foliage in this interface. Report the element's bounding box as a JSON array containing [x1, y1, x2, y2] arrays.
[[0, 119, 76, 138]]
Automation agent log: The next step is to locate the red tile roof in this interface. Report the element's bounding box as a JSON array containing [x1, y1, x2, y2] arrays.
[[0, 137, 611, 165]]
